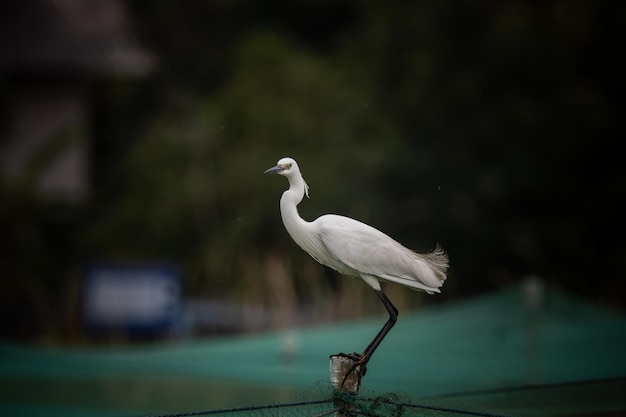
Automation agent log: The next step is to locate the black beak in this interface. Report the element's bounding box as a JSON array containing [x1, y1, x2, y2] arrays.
[[264, 165, 284, 174]]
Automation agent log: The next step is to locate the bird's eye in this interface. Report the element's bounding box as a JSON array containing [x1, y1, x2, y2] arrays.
[[286, 163, 292, 169]]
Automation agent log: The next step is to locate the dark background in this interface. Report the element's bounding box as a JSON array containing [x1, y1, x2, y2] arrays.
[[1, 0, 624, 344]]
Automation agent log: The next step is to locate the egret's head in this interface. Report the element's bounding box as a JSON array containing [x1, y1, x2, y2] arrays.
[[264, 157, 309, 197], [264, 157, 299, 177]]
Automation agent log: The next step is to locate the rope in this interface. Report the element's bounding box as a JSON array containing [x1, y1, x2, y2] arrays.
[[130, 377, 626, 417], [139, 392, 512, 417], [142, 399, 334, 417], [432, 375, 626, 399]]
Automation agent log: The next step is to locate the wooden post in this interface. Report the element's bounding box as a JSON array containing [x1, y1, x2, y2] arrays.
[[330, 355, 362, 417]]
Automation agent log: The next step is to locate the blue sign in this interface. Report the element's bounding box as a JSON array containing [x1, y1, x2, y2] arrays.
[[84, 263, 181, 335]]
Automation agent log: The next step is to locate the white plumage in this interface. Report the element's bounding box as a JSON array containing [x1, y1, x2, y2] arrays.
[[265, 157, 448, 294], [265, 156, 449, 380]]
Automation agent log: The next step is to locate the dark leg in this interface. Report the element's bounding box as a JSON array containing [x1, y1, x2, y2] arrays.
[[361, 290, 398, 361], [339, 290, 398, 386]]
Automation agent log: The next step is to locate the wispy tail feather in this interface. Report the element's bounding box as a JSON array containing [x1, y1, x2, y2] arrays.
[[422, 243, 449, 282]]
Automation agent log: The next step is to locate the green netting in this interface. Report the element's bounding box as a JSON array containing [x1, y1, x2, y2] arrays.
[[1, 285, 625, 416], [2, 379, 625, 417]]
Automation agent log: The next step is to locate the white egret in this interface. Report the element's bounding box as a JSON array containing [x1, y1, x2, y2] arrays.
[[265, 157, 448, 377]]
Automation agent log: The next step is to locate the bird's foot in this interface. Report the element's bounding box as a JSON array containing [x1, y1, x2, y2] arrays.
[[335, 352, 363, 363]]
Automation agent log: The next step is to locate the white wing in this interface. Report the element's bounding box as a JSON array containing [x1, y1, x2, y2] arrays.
[[314, 214, 447, 293]]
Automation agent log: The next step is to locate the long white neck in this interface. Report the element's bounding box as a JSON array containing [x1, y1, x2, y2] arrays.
[[279, 174, 311, 246]]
